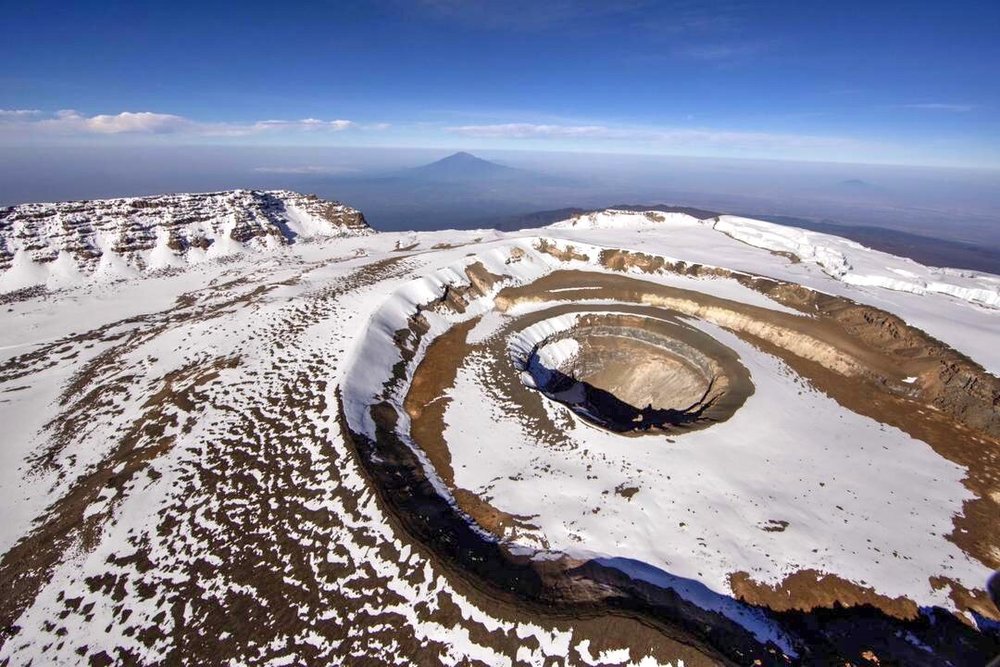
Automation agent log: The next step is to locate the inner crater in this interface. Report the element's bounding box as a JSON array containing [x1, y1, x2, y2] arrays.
[[519, 313, 752, 434]]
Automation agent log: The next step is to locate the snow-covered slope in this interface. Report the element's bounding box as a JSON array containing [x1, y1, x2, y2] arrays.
[[552, 209, 1000, 310], [1, 204, 997, 665], [0, 189, 372, 292], [550, 209, 701, 230], [708, 214, 1000, 309]]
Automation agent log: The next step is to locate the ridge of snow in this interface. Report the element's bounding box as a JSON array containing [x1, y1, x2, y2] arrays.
[[549, 210, 700, 230], [0, 189, 372, 293], [550, 209, 1000, 310], [707, 215, 1000, 309]]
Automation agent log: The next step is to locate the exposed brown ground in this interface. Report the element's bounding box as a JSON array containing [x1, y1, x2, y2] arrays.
[[404, 318, 551, 544], [729, 570, 920, 619], [400, 261, 999, 625], [8, 238, 993, 664]]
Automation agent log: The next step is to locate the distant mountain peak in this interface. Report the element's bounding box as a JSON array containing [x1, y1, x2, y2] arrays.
[[407, 151, 523, 182], [838, 178, 876, 189], [425, 151, 506, 168]]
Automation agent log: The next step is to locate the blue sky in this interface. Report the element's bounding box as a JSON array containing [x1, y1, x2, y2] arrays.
[[1, 0, 998, 167]]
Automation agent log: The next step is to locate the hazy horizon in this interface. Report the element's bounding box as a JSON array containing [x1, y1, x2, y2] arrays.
[[3, 145, 998, 252], [4, 1, 998, 257]]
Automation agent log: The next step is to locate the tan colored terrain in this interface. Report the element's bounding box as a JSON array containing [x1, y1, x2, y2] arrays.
[[397, 256, 999, 625]]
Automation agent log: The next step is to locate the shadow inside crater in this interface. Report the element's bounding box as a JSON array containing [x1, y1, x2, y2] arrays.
[[529, 361, 721, 433]]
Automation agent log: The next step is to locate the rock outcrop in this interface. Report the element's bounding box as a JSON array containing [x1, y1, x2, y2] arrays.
[[0, 190, 371, 292]]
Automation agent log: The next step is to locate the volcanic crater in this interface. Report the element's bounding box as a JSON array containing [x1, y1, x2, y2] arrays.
[[340, 237, 1000, 664], [4, 194, 1000, 666], [516, 313, 752, 433]]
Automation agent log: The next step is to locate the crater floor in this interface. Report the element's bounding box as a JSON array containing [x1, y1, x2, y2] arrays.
[[518, 312, 750, 433]]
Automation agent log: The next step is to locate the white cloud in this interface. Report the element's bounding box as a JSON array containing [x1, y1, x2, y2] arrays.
[[446, 122, 853, 150], [51, 110, 193, 134], [447, 123, 616, 139], [250, 118, 354, 132], [0, 109, 42, 118], [0, 109, 361, 138], [901, 103, 977, 112]]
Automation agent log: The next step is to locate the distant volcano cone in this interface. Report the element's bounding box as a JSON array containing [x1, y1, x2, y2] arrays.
[[407, 152, 524, 181]]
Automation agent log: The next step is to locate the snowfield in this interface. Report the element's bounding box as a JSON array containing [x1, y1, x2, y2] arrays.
[[1, 195, 997, 665]]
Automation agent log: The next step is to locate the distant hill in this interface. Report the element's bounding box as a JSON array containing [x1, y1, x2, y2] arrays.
[[496, 204, 997, 274], [493, 203, 721, 231], [405, 152, 527, 182], [837, 179, 879, 190], [309, 152, 582, 230]]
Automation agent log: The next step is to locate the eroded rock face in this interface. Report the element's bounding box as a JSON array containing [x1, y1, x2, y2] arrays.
[[516, 313, 752, 433], [0, 190, 371, 291]]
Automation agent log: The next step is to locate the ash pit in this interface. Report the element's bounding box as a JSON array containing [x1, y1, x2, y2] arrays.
[[518, 313, 751, 434]]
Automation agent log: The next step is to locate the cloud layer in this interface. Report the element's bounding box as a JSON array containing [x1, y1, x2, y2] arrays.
[[445, 122, 854, 150], [1, 108, 872, 160], [0, 109, 366, 138]]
